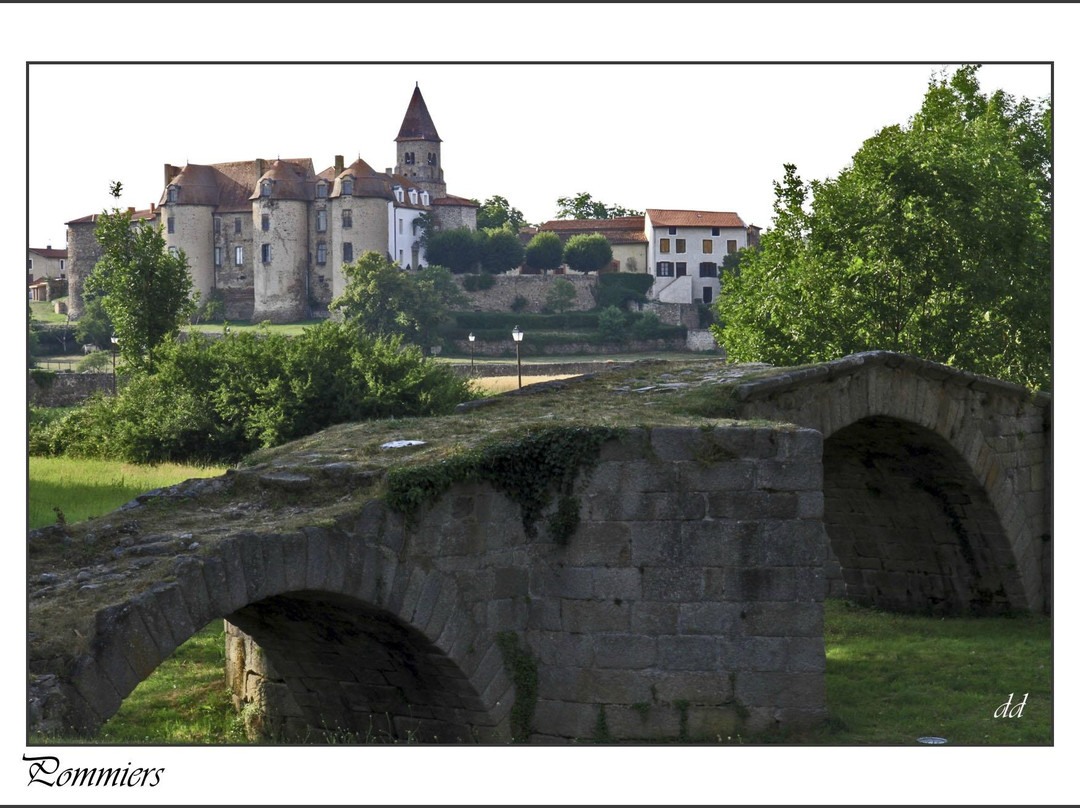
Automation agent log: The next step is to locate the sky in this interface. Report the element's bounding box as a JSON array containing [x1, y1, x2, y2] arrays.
[[5, 3, 1079, 807], [26, 62, 1050, 248]]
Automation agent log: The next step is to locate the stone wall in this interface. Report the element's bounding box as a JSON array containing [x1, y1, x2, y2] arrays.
[[28, 372, 113, 407], [455, 274, 599, 313], [223, 425, 829, 743], [686, 329, 720, 353]]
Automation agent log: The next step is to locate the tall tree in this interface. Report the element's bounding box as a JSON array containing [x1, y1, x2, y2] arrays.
[[481, 228, 525, 274], [555, 191, 642, 220], [563, 233, 613, 274], [524, 231, 564, 274], [331, 251, 460, 347], [85, 184, 196, 372], [716, 66, 1050, 391], [474, 195, 526, 231], [424, 227, 481, 274]]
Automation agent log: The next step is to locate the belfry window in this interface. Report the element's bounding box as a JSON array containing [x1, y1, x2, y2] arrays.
[[427, 153, 436, 166], [404, 152, 415, 165]]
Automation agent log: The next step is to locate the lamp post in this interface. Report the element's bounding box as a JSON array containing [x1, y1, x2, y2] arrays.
[[468, 332, 475, 372], [431, 345, 442, 359], [109, 334, 118, 395], [512, 325, 523, 389]]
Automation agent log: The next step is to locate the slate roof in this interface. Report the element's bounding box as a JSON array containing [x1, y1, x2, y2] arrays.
[[395, 84, 442, 143]]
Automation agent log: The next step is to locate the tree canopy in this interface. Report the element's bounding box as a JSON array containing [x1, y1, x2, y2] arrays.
[[474, 195, 526, 231], [86, 186, 196, 372], [715, 66, 1051, 391], [482, 228, 526, 273], [555, 191, 642, 220], [330, 251, 463, 347], [524, 231, 564, 273], [563, 233, 613, 274], [425, 227, 481, 274]]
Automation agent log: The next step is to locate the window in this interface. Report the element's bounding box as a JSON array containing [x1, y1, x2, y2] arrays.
[[393, 186, 404, 203], [420, 191, 429, 205], [404, 152, 415, 165], [261, 181, 272, 197], [234, 218, 242, 234], [408, 189, 418, 204], [727, 240, 738, 254], [659, 238, 670, 253], [167, 217, 175, 234], [168, 246, 180, 258], [675, 239, 686, 254], [702, 286, 713, 304], [656, 261, 674, 277], [316, 243, 327, 265], [60, 259, 65, 272], [167, 185, 178, 203], [214, 217, 221, 234], [398, 219, 403, 234], [699, 262, 718, 278], [712, 227, 720, 237], [702, 239, 713, 254], [235, 246, 244, 265], [343, 242, 353, 262], [27, 258, 32, 271], [342, 209, 352, 229], [341, 178, 354, 195], [427, 152, 436, 166], [668, 226, 677, 235], [215, 246, 223, 267], [261, 243, 271, 263], [675, 262, 687, 276], [316, 183, 328, 199], [261, 213, 270, 232], [316, 210, 327, 232], [399, 250, 404, 264]]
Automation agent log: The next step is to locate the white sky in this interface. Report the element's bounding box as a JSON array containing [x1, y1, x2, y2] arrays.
[[4, 4, 1079, 807], [26, 61, 1050, 247]]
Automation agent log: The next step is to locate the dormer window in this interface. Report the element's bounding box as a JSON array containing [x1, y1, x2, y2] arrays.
[[420, 191, 429, 206], [167, 185, 179, 203], [393, 186, 404, 203], [341, 178, 354, 196], [408, 189, 418, 205], [260, 180, 272, 197], [316, 182, 328, 199]]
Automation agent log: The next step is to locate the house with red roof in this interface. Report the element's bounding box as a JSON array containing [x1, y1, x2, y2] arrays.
[[644, 209, 749, 305]]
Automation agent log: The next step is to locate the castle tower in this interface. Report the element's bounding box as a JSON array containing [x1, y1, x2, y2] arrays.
[[160, 164, 217, 305], [394, 84, 446, 199], [250, 160, 314, 323]]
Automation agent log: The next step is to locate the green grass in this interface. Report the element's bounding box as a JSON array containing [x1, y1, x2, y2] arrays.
[[815, 599, 1051, 745], [30, 298, 69, 323], [185, 319, 325, 337], [28, 456, 229, 530]]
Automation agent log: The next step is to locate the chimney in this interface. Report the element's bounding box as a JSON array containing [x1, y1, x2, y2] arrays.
[[164, 163, 178, 186], [335, 154, 344, 176], [255, 158, 265, 178], [150, 202, 156, 214], [128, 207, 135, 214], [46, 244, 51, 250]]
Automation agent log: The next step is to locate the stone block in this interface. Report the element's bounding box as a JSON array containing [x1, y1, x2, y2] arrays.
[[740, 602, 823, 637], [561, 521, 631, 566], [492, 567, 530, 599], [280, 532, 308, 593], [686, 704, 739, 739], [722, 567, 797, 602], [676, 602, 743, 635], [642, 567, 705, 601], [754, 460, 823, 492], [301, 527, 330, 592], [531, 631, 595, 668], [130, 589, 181, 658], [649, 427, 705, 461], [171, 556, 214, 630], [486, 597, 528, 632], [216, 538, 250, 613], [578, 669, 655, 704], [733, 671, 825, 709], [562, 599, 630, 632], [676, 461, 757, 493], [151, 582, 197, 646], [532, 699, 596, 740], [630, 601, 679, 635], [70, 656, 122, 723], [592, 567, 643, 600], [605, 703, 682, 739], [596, 427, 648, 462], [594, 635, 657, 669], [411, 574, 444, 629], [657, 635, 717, 671]]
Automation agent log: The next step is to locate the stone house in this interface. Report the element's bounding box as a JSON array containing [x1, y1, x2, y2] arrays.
[[63, 85, 478, 323], [534, 216, 649, 274], [27, 246, 67, 287]]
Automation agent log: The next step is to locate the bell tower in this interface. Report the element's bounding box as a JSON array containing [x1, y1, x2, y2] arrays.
[[394, 83, 446, 199]]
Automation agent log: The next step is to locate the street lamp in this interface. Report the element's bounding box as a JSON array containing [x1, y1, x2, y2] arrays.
[[430, 345, 442, 359], [468, 332, 475, 372], [109, 334, 119, 395], [512, 325, 523, 389]]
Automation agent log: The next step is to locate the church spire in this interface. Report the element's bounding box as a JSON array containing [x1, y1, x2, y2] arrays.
[[395, 84, 442, 143]]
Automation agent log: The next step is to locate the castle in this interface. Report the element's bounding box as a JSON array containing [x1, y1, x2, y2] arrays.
[[64, 85, 479, 323]]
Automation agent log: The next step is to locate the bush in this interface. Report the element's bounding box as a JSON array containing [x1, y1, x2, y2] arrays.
[[32, 322, 475, 465], [597, 306, 628, 342], [592, 273, 654, 310], [462, 273, 497, 292], [630, 311, 663, 340], [544, 279, 577, 314], [510, 296, 529, 313], [77, 350, 113, 372]]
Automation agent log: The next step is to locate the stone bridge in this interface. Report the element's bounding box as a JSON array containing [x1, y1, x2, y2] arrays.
[[26, 352, 1051, 743]]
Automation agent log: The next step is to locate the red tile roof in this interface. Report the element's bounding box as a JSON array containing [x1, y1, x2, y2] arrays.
[[65, 208, 156, 226], [432, 194, 479, 207], [538, 216, 647, 244], [646, 209, 745, 228], [28, 247, 68, 259]]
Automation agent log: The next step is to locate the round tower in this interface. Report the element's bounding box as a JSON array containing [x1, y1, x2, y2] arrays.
[[394, 84, 446, 199], [160, 164, 217, 306], [251, 160, 314, 323]]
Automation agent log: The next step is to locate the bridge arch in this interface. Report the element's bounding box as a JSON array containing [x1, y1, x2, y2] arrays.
[[733, 352, 1050, 613], [52, 509, 511, 741]]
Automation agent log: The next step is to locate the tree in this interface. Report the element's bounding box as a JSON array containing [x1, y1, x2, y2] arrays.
[[481, 228, 525, 273], [716, 66, 1050, 391], [85, 184, 196, 372], [474, 195, 526, 232], [555, 191, 642, 220], [330, 251, 460, 347], [73, 296, 115, 349], [544, 278, 577, 314], [424, 227, 481, 274], [563, 233, 613, 274], [524, 231, 564, 274]]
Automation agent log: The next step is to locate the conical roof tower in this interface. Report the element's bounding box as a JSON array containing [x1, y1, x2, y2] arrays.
[[394, 84, 446, 198]]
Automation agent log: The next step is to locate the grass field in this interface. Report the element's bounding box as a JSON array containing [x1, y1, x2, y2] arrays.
[[471, 374, 577, 395], [29, 299, 69, 324], [28, 456, 229, 530]]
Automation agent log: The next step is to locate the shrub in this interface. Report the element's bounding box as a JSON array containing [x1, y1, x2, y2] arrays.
[[77, 350, 113, 372], [630, 311, 663, 340], [544, 279, 577, 314], [592, 273, 654, 309], [597, 306, 628, 342], [462, 273, 497, 292], [510, 296, 529, 313]]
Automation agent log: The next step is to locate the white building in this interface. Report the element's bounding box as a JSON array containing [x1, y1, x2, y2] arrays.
[[644, 209, 748, 305]]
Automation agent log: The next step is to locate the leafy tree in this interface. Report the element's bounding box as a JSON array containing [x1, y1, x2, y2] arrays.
[[716, 66, 1050, 391], [563, 233, 613, 274], [425, 227, 481, 274], [481, 228, 525, 273], [73, 296, 115, 350], [474, 195, 526, 232], [555, 191, 641, 220], [544, 278, 577, 314], [524, 231, 564, 274], [597, 306, 627, 342], [85, 184, 196, 371], [330, 251, 460, 347]]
